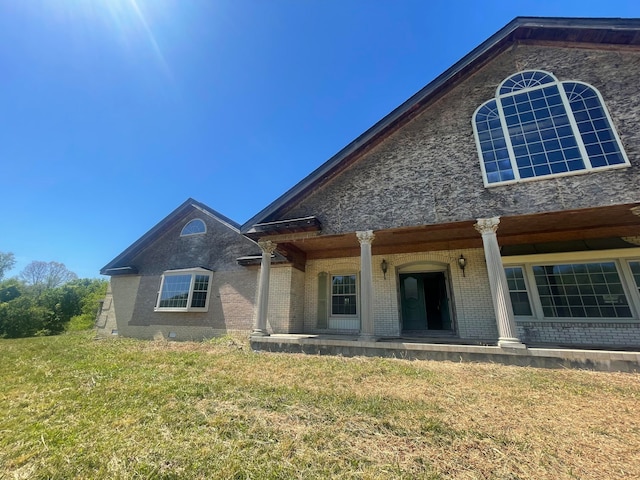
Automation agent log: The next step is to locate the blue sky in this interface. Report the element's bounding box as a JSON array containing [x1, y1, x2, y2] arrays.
[[1, 0, 640, 279]]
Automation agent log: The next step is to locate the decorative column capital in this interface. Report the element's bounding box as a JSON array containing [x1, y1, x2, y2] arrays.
[[258, 240, 277, 255], [356, 230, 375, 245], [474, 217, 500, 235]]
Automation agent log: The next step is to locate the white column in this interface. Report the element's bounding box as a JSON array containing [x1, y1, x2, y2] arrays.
[[356, 230, 376, 340], [474, 217, 526, 349], [252, 240, 277, 336]]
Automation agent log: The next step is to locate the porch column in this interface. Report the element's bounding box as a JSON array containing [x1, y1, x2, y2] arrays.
[[474, 217, 525, 349], [356, 230, 376, 340], [252, 240, 277, 336]]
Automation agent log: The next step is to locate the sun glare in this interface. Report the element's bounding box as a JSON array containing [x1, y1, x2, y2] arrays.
[[40, 0, 173, 77]]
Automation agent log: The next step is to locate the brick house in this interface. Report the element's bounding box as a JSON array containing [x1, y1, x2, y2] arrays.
[[100, 199, 261, 339], [102, 17, 640, 357]]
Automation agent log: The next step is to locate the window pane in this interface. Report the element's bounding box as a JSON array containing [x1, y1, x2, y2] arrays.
[[533, 262, 631, 318], [181, 219, 206, 236], [191, 275, 210, 308], [159, 275, 191, 308], [504, 267, 532, 316], [564, 82, 625, 168], [331, 275, 357, 315], [475, 100, 514, 184]]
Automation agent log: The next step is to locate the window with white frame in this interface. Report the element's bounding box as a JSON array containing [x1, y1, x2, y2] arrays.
[[155, 268, 212, 312], [473, 70, 628, 186], [331, 274, 357, 316], [505, 266, 532, 316], [628, 261, 640, 294], [180, 219, 206, 236], [504, 261, 635, 320]]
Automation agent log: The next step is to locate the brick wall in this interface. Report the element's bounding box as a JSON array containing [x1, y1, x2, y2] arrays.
[[302, 248, 498, 340], [110, 207, 259, 340], [266, 265, 305, 333], [518, 321, 640, 348]]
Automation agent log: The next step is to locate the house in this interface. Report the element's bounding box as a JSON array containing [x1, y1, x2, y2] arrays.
[[100, 199, 263, 340], [102, 17, 640, 367]]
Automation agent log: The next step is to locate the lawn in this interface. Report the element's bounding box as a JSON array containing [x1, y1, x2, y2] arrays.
[[1, 332, 639, 479]]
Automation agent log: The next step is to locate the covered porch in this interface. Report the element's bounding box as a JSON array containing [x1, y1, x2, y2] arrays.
[[244, 203, 640, 355]]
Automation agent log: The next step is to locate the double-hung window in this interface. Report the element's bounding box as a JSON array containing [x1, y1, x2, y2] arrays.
[[155, 268, 212, 312], [331, 274, 358, 316], [473, 70, 629, 186]]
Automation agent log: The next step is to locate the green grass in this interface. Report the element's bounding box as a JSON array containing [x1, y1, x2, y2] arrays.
[[1, 332, 639, 479]]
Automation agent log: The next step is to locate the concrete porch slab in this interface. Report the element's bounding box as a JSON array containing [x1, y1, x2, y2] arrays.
[[250, 334, 640, 372]]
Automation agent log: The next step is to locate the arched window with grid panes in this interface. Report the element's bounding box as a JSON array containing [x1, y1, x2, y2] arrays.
[[473, 70, 629, 186]]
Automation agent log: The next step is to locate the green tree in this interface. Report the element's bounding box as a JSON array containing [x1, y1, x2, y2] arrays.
[[0, 252, 16, 281], [0, 274, 106, 338], [0, 296, 49, 338], [68, 279, 109, 331], [0, 279, 23, 303]]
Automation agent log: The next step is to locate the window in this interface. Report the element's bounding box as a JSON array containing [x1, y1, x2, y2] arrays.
[[504, 261, 638, 320], [473, 70, 628, 186], [505, 267, 532, 316], [155, 268, 212, 312], [331, 274, 357, 315], [533, 262, 632, 318], [181, 219, 206, 236], [628, 261, 640, 293]]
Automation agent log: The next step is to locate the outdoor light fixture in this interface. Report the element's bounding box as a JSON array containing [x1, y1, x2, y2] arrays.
[[458, 254, 467, 277], [381, 259, 388, 279]]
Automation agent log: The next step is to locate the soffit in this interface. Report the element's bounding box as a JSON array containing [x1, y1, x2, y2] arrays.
[[272, 203, 640, 259]]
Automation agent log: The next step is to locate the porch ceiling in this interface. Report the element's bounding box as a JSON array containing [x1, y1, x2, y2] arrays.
[[273, 203, 640, 260]]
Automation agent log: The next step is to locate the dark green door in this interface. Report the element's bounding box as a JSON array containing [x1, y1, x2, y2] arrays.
[[400, 274, 427, 330], [400, 271, 452, 332]]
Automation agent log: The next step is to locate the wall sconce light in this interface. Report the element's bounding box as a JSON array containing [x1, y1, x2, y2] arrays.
[[458, 254, 467, 277], [381, 259, 388, 279]]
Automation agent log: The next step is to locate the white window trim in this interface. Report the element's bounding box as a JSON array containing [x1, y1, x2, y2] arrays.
[[180, 219, 207, 237], [473, 70, 630, 188], [503, 249, 640, 323], [329, 272, 360, 318], [504, 265, 535, 319], [155, 267, 213, 312], [325, 271, 360, 331]]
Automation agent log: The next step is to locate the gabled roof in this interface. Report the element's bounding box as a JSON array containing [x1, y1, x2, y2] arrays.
[[240, 16, 640, 233], [100, 198, 241, 275]]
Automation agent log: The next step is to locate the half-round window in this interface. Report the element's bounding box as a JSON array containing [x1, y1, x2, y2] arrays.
[[181, 219, 206, 236]]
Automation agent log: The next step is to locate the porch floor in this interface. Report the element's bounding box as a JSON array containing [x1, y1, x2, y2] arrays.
[[250, 334, 640, 372]]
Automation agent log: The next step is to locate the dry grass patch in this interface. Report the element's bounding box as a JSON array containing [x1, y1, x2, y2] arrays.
[[1, 332, 639, 479]]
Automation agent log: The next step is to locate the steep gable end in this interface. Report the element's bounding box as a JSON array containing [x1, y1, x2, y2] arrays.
[[101, 198, 249, 275], [241, 17, 640, 234]]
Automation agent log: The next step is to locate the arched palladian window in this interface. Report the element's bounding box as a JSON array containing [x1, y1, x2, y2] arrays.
[[473, 70, 629, 186], [180, 218, 206, 236]]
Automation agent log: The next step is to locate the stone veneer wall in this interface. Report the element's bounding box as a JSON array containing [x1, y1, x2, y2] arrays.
[[303, 248, 499, 341], [281, 44, 640, 234]]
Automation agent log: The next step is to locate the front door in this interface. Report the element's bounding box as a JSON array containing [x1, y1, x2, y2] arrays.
[[400, 271, 452, 332]]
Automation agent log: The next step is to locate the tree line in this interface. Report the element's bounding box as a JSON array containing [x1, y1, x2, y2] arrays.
[[0, 252, 107, 338]]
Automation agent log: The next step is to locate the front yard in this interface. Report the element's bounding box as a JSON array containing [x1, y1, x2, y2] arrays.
[[1, 332, 639, 479]]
